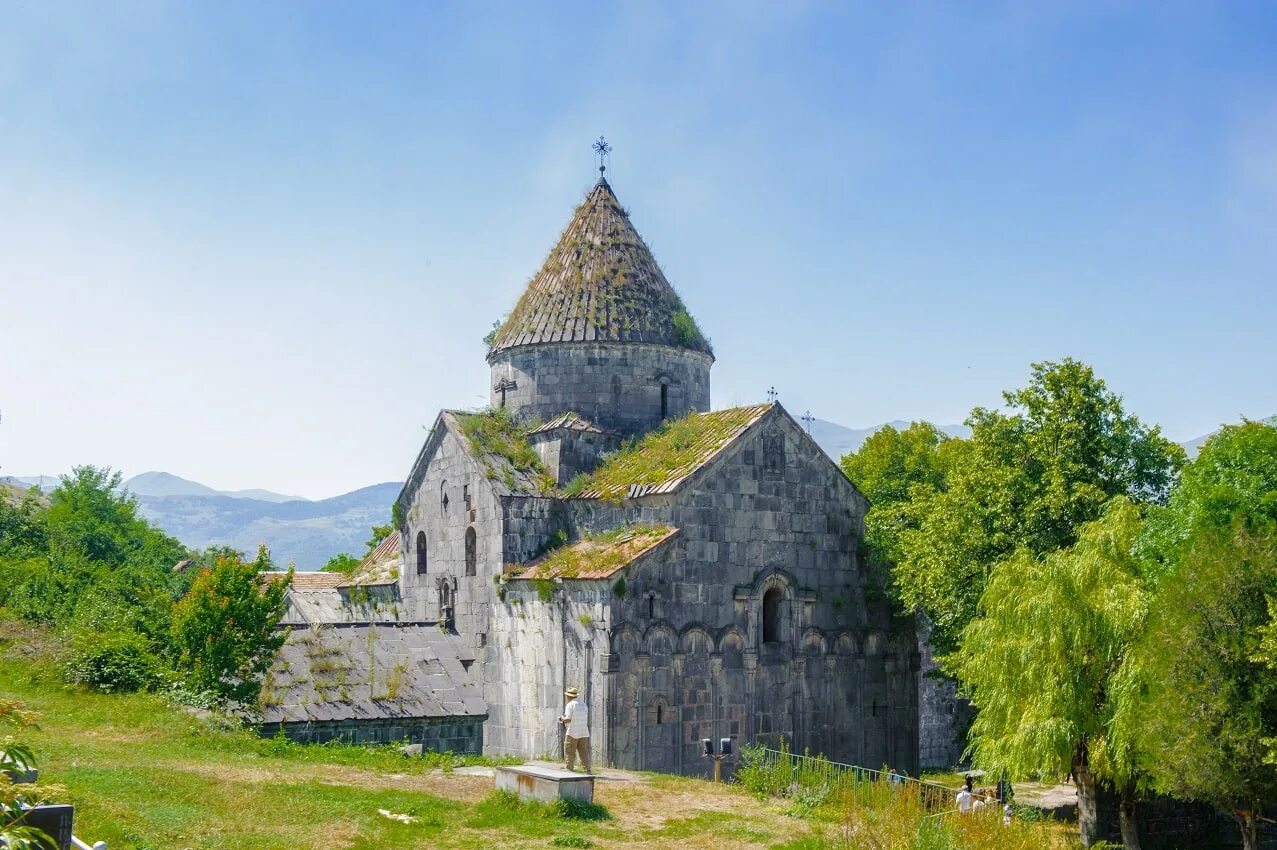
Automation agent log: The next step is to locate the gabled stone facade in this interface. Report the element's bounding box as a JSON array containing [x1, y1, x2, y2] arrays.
[[390, 176, 920, 775]]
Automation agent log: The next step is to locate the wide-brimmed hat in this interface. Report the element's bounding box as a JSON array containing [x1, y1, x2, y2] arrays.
[[565, 687, 579, 697]]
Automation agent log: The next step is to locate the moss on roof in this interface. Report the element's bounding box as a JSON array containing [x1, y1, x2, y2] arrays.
[[515, 524, 677, 580], [486, 179, 712, 358], [562, 404, 773, 501], [456, 409, 556, 495]]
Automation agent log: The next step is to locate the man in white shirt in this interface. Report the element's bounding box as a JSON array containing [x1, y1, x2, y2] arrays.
[[560, 687, 591, 773]]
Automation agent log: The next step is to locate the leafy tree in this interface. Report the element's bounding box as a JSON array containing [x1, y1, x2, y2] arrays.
[[890, 359, 1182, 652], [0, 467, 188, 635], [170, 546, 290, 704], [950, 499, 1148, 847], [1254, 599, 1277, 766], [0, 489, 48, 558], [1138, 420, 1277, 570], [840, 421, 949, 570], [1120, 421, 1277, 850], [320, 552, 361, 574], [1126, 525, 1277, 850], [364, 524, 394, 555]]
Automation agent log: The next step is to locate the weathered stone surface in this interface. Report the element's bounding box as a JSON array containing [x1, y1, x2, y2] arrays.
[[396, 404, 919, 774], [387, 177, 921, 776], [490, 342, 711, 438], [495, 765, 594, 803]]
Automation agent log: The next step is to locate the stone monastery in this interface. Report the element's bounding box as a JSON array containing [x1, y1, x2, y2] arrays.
[[259, 171, 922, 775]]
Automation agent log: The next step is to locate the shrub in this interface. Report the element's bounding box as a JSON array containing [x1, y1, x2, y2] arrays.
[[548, 796, 610, 821], [64, 629, 162, 693], [736, 740, 794, 798], [170, 546, 290, 704]]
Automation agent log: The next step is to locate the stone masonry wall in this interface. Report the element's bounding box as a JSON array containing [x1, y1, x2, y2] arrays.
[[259, 716, 485, 753], [917, 617, 974, 770], [481, 582, 614, 759], [489, 342, 712, 437], [399, 426, 504, 658], [398, 407, 919, 774], [600, 409, 919, 774]]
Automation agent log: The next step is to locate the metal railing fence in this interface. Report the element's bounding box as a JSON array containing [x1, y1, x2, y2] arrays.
[[752, 747, 957, 815]]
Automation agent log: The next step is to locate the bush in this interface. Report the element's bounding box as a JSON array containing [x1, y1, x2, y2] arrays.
[[548, 796, 610, 821], [477, 790, 611, 823], [736, 740, 794, 798], [64, 629, 162, 693], [170, 546, 290, 704]]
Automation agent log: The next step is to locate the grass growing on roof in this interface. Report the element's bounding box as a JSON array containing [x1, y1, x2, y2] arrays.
[[457, 408, 555, 494], [522, 524, 673, 580], [561, 406, 771, 501]]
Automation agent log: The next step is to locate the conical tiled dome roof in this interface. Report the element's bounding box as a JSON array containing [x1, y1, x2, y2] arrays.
[[486, 179, 713, 359]]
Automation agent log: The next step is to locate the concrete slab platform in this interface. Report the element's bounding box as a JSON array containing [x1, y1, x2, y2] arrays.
[[496, 764, 594, 803]]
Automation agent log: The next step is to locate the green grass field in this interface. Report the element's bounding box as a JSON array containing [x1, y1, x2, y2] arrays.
[[2, 617, 1073, 849]]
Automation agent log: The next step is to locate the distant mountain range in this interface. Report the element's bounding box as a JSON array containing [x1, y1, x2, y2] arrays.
[[8, 470, 305, 503], [6, 416, 1265, 570], [805, 418, 971, 459], [130, 482, 402, 571]]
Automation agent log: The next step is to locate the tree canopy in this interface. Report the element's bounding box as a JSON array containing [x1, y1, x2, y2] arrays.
[[170, 546, 290, 704], [842, 358, 1183, 653]]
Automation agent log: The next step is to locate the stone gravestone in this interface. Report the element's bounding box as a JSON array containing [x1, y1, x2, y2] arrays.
[[22, 804, 74, 850]]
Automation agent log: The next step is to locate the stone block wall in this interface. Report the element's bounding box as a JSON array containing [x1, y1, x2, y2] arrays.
[[259, 716, 485, 754], [528, 427, 622, 487], [399, 426, 504, 653], [488, 342, 712, 437], [917, 618, 974, 770], [599, 409, 919, 774], [481, 582, 614, 759]]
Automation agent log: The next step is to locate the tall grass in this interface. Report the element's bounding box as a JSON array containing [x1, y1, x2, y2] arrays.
[[738, 744, 1072, 850]]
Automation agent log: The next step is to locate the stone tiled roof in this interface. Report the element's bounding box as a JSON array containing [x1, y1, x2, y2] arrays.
[[526, 412, 608, 436], [340, 534, 401, 587], [258, 622, 485, 724], [566, 404, 774, 501], [279, 585, 404, 625], [486, 179, 712, 359], [511, 525, 679, 581], [262, 570, 347, 591]]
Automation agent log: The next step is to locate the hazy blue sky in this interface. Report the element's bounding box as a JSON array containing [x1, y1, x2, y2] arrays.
[[2, 2, 1275, 498]]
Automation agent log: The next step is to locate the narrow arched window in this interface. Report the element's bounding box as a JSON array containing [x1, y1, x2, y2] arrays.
[[660, 383, 669, 420], [656, 703, 663, 725], [416, 531, 428, 575], [465, 526, 477, 577], [763, 587, 782, 643], [648, 594, 655, 619]]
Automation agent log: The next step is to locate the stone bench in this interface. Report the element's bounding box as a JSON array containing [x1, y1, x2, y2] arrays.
[[495, 764, 594, 804]]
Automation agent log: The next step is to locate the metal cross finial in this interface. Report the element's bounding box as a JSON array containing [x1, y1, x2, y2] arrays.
[[802, 410, 815, 434], [767, 386, 778, 404], [593, 136, 612, 177]]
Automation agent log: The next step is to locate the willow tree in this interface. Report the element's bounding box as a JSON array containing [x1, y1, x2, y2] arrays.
[[949, 498, 1148, 848]]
